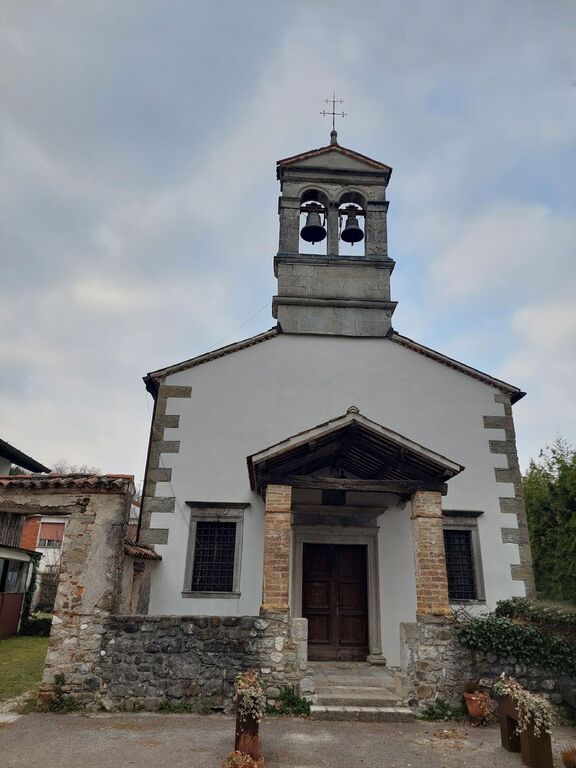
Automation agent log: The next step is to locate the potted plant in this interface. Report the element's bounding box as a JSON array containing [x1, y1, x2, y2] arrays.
[[463, 680, 494, 723], [233, 671, 266, 761], [493, 674, 554, 768]]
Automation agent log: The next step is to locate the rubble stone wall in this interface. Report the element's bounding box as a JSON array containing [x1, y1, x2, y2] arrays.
[[96, 613, 310, 711], [401, 617, 576, 713]]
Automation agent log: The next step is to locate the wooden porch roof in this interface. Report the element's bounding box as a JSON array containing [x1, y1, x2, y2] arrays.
[[247, 408, 464, 496]]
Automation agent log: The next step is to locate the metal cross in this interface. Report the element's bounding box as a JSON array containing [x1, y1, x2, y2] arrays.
[[320, 92, 346, 131]]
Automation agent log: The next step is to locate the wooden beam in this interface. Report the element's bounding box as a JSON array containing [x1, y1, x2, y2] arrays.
[[260, 475, 448, 495]]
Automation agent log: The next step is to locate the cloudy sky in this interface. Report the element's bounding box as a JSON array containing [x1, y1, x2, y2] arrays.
[[1, 0, 575, 484]]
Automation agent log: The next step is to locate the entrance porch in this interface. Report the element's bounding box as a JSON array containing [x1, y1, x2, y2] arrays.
[[248, 408, 464, 671]]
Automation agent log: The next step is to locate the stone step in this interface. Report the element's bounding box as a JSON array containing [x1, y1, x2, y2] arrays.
[[313, 673, 398, 686], [310, 705, 414, 722], [316, 691, 401, 707]]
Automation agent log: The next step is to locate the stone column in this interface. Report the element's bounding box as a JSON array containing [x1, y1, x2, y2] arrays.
[[261, 484, 292, 613], [411, 490, 452, 618]]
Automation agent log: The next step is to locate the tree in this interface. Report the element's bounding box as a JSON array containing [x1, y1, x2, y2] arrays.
[[523, 437, 576, 602], [51, 459, 101, 475]]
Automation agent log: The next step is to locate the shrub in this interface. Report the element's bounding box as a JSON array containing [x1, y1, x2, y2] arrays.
[[19, 615, 53, 637], [455, 614, 576, 676], [266, 686, 310, 717], [47, 673, 81, 713], [418, 699, 465, 721], [495, 598, 576, 639]]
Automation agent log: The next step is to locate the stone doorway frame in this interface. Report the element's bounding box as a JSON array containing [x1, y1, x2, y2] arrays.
[[291, 525, 384, 664]]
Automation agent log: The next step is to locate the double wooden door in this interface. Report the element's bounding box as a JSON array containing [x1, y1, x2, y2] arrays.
[[302, 543, 368, 661]]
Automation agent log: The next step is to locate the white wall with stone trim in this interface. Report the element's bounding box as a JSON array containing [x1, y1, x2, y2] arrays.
[[147, 331, 525, 664]]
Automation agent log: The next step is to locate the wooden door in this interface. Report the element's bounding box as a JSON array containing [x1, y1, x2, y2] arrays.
[[302, 543, 368, 661]]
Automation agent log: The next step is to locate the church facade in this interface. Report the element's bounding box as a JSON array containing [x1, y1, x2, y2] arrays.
[[138, 132, 533, 674]]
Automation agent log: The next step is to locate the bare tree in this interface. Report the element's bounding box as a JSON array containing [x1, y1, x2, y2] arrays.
[[51, 459, 101, 475]]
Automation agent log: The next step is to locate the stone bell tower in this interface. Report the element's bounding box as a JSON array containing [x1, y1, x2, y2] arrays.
[[272, 130, 397, 336]]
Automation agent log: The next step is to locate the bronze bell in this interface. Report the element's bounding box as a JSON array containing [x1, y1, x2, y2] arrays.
[[341, 214, 364, 244], [300, 211, 327, 244]]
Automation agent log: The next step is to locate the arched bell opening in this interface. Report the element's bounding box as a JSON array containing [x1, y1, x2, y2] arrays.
[[299, 189, 329, 255], [338, 200, 365, 257]]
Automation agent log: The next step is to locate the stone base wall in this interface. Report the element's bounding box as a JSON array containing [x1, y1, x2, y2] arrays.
[[401, 617, 576, 714], [44, 613, 311, 712]]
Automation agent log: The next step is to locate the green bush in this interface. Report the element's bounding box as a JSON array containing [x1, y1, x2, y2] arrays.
[[419, 699, 465, 721], [495, 598, 576, 634], [266, 685, 311, 717], [47, 674, 81, 713], [20, 615, 53, 637], [456, 614, 576, 675]]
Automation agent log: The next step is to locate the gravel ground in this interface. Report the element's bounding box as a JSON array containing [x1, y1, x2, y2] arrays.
[[0, 713, 574, 768]]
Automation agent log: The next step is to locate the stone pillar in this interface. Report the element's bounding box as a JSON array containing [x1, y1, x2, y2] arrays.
[[411, 490, 452, 618], [326, 202, 339, 256], [261, 484, 292, 613]]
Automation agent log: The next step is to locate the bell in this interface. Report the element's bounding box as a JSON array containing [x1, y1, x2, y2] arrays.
[[341, 214, 364, 244], [300, 211, 327, 244]]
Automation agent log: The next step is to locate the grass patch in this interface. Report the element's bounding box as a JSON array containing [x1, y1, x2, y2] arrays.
[[0, 636, 49, 702]]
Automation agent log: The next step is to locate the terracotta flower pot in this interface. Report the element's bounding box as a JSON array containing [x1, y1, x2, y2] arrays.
[[464, 691, 491, 719]]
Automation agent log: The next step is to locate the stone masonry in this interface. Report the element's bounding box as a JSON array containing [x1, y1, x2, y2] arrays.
[[485, 393, 535, 597], [139, 383, 192, 548], [401, 618, 575, 714], [97, 614, 310, 711], [410, 490, 452, 617], [36, 477, 135, 703]]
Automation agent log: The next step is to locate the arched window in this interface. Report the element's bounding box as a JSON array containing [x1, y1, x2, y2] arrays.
[[299, 189, 328, 255], [338, 191, 366, 257]]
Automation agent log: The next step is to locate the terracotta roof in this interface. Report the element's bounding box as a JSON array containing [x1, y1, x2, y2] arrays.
[[277, 142, 392, 174], [389, 332, 525, 404], [144, 327, 279, 394], [124, 538, 162, 561], [0, 474, 135, 492], [0, 438, 50, 473]]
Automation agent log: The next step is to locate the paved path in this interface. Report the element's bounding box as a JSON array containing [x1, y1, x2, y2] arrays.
[[0, 713, 573, 767]]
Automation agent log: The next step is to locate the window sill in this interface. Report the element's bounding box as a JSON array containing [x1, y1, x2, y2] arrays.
[[181, 591, 241, 599], [450, 599, 486, 606]]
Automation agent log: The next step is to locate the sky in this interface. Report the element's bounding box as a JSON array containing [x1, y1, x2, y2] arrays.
[[1, 0, 575, 485]]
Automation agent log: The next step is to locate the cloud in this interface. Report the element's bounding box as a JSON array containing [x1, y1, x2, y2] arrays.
[[0, 0, 574, 482]]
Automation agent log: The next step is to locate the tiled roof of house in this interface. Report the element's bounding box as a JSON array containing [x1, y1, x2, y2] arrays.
[[124, 538, 162, 560], [0, 474, 134, 492]]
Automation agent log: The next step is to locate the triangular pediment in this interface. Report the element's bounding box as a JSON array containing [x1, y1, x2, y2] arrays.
[[277, 143, 392, 177], [247, 408, 464, 495]]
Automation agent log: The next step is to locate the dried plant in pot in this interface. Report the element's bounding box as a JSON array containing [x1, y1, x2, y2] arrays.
[[462, 680, 494, 724], [222, 751, 262, 768], [234, 671, 266, 760]]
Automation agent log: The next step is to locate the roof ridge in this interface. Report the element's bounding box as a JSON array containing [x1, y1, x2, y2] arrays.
[[277, 143, 392, 173], [144, 326, 279, 391], [390, 331, 525, 403]]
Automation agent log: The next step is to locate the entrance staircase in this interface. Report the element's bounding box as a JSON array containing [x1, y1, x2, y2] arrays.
[[309, 662, 414, 722]]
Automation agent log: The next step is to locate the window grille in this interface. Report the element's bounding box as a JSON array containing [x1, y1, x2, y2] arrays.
[[39, 539, 62, 548], [444, 529, 477, 600], [191, 521, 236, 592]]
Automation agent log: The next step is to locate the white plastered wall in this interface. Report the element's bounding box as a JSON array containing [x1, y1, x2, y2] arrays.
[[147, 332, 525, 662]]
